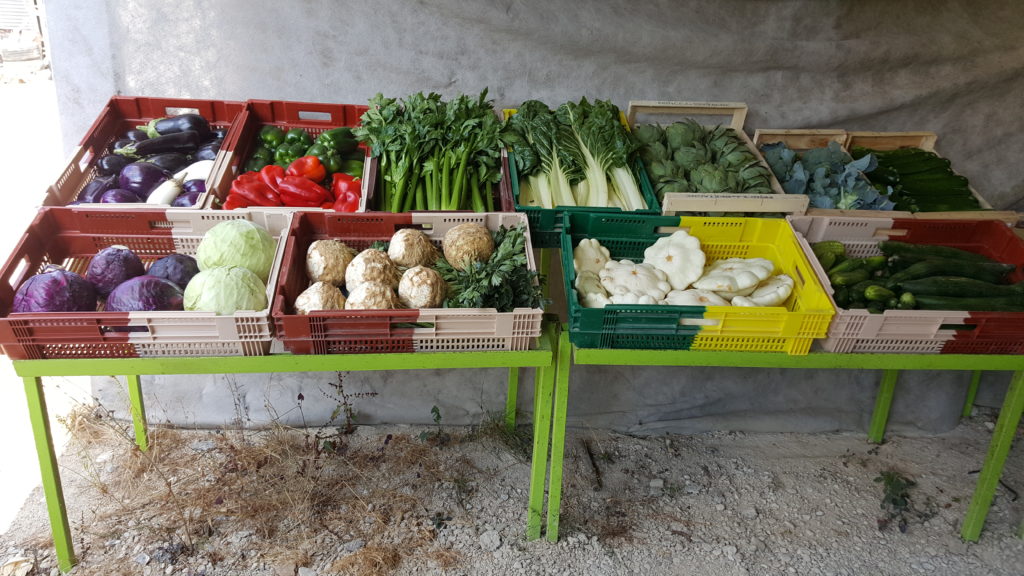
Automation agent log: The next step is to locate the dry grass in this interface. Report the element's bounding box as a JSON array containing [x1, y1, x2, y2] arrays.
[[52, 407, 494, 575]]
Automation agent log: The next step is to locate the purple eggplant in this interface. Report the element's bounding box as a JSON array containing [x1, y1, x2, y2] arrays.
[[172, 189, 204, 207], [124, 129, 149, 142], [193, 139, 222, 162], [154, 114, 211, 140], [182, 179, 206, 194], [95, 155, 131, 177], [77, 175, 117, 203], [119, 162, 169, 197], [144, 152, 191, 173], [99, 188, 141, 203], [111, 138, 133, 152], [114, 130, 200, 158]]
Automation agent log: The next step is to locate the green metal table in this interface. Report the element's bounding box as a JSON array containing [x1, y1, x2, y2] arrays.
[[538, 332, 1023, 544], [12, 322, 559, 573]]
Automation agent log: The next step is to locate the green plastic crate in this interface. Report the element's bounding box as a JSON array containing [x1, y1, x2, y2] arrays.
[[507, 149, 661, 248]]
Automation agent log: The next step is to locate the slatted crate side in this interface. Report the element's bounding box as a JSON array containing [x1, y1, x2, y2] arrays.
[[46, 96, 245, 210], [752, 129, 848, 151], [271, 211, 543, 354], [626, 101, 809, 216], [789, 214, 1024, 353], [207, 99, 370, 212], [0, 208, 291, 359]]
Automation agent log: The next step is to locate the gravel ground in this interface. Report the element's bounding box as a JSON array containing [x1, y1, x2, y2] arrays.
[[1, 406, 1022, 576]]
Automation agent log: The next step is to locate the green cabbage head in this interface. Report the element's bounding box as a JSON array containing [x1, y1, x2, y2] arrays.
[[184, 266, 268, 315], [196, 220, 276, 282]]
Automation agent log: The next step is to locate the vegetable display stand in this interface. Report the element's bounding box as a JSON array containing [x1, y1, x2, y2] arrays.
[[533, 336, 1024, 546], [503, 108, 661, 249], [790, 215, 1024, 354], [272, 211, 544, 353], [561, 213, 834, 354], [10, 320, 561, 572], [46, 95, 245, 210], [844, 131, 1018, 224], [626, 101, 810, 217], [206, 99, 371, 211], [0, 207, 291, 359]]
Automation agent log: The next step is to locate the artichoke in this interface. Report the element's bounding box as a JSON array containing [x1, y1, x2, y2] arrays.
[[691, 164, 731, 194], [664, 119, 704, 151], [640, 141, 669, 165], [673, 144, 710, 172], [704, 125, 736, 154], [633, 123, 665, 147]]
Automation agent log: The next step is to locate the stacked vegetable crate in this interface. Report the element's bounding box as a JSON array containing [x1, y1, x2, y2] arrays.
[[0, 207, 291, 359], [561, 213, 834, 354], [206, 99, 371, 211], [46, 96, 245, 210], [271, 211, 543, 354], [627, 101, 809, 217], [751, 129, 1017, 223], [503, 107, 661, 248], [790, 215, 1024, 354]]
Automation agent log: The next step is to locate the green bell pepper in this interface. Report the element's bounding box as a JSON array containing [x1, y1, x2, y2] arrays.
[[259, 125, 286, 149], [274, 142, 307, 167], [284, 128, 313, 148], [316, 127, 357, 153], [338, 158, 365, 179]]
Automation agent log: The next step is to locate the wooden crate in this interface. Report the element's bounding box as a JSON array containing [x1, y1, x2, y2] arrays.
[[845, 131, 1017, 224], [628, 101, 809, 216]]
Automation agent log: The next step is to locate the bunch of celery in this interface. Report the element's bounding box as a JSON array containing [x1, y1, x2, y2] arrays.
[[354, 90, 504, 212], [504, 98, 645, 210]]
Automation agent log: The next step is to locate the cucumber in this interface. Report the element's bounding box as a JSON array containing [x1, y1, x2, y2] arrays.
[[877, 241, 995, 263], [897, 292, 916, 310], [827, 257, 865, 275], [849, 279, 887, 301], [914, 294, 1024, 312], [894, 277, 1024, 297], [885, 258, 1014, 286], [830, 268, 870, 286]]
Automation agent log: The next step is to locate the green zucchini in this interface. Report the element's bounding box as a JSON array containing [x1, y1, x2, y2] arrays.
[[914, 294, 1024, 312], [864, 285, 896, 302], [897, 292, 916, 310], [885, 258, 1014, 286], [878, 241, 995, 263], [827, 257, 865, 275], [895, 277, 1024, 298]]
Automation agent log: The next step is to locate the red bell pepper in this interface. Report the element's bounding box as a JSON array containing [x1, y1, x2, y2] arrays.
[[230, 173, 282, 207], [222, 194, 250, 210], [278, 175, 329, 207], [259, 164, 286, 192], [331, 173, 361, 212], [285, 155, 326, 184]]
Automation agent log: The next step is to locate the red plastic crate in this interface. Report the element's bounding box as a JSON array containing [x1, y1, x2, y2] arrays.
[[272, 211, 542, 354], [45, 96, 245, 210], [0, 207, 291, 360], [790, 215, 1024, 354], [206, 99, 371, 212]]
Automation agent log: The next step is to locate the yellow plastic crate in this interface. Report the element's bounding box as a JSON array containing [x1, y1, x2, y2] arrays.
[[562, 214, 836, 354]]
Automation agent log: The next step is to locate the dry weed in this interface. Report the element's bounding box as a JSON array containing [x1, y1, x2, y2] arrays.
[[329, 545, 401, 575]]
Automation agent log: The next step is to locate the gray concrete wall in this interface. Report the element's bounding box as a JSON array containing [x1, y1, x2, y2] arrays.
[[43, 0, 1023, 434]]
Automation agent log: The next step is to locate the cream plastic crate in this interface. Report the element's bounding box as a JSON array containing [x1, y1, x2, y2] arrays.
[[789, 214, 1024, 354], [627, 101, 810, 216]]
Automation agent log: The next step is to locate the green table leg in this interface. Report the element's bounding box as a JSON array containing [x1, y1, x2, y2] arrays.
[[961, 369, 1024, 541], [526, 324, 557, 540], [126, 374, 149, 452], [505, 367, 519, 432], [545, 329, 571, 542], [962, 371, 983, 420], [23, 376, 75, 572], [868, 370, 900, 444]]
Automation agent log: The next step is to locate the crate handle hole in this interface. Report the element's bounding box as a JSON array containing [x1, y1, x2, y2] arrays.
[[680, 318, 719, 327], [8, 257, 28, 289], [939, 323, 977, 332], [164, 107, 201, 116], [873, 228, 907, 238], [78, 149, 96, 172], [297, 110, 333, 122]]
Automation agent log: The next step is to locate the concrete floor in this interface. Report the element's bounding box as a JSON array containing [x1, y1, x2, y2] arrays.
[[0, 61, 91, 534]]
